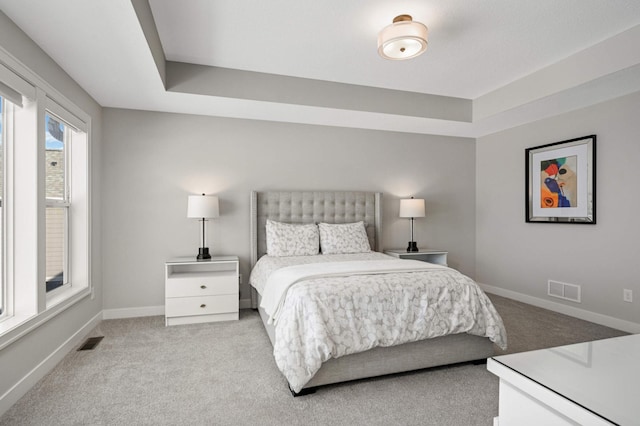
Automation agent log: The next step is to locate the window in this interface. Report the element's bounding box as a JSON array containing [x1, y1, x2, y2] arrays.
[[0, 57, 91, 343], [43, 100, 90, 309], [45, 114, 68, 293]]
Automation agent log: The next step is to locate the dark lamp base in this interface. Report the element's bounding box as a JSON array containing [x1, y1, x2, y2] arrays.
[[406, 241, 419, 252], [196, 247, 211, 260]]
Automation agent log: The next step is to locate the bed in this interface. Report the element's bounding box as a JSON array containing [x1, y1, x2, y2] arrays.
[[249, 190, 507, 395]]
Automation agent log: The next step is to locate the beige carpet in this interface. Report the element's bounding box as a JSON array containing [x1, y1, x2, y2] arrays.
[[0, 294, 627, 426]]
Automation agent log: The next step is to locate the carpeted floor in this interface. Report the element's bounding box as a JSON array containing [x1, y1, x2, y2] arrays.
[[0, 294, 627, 426]]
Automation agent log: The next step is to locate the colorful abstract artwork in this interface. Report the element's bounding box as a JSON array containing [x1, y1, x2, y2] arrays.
[[540, 156, 577, 208], [526, 135, 596, 224]]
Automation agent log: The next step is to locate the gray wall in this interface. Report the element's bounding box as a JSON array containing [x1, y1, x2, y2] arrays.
[[102, 109, 476, 310], [0, 11, 103, 406], [476, 91, 640, 325]]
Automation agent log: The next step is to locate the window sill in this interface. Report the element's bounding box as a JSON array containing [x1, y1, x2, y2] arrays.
[[0, 286, 91, 351], [46, 282, 74, 308]]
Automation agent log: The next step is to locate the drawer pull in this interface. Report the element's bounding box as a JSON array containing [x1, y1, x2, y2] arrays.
[[200, 304, 206, 308], [200, 285, 207, 289]]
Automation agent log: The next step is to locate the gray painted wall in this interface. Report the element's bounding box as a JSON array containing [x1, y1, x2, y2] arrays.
[[476, 91, 640, 325], [102, 109, 476, 310], [0, 11, 103, 407]]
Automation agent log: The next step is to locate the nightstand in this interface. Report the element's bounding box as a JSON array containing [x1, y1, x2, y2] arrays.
[[165, 256, 239, 326], [384, 249, 448, 266]]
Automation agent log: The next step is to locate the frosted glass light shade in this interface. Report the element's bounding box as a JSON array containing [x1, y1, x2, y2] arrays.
[[378, 15, 428, 60], [187, 194, 219, 218], [399, 198, 425, 218]]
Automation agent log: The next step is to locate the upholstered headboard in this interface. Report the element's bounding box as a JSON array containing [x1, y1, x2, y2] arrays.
[[250, 191, 382, 268]]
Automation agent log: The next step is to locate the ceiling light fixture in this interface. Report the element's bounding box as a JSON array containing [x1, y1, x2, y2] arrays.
[[377, 14, 428, 60]]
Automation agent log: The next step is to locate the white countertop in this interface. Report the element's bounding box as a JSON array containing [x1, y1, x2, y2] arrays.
[[491, 333, 640, 425]]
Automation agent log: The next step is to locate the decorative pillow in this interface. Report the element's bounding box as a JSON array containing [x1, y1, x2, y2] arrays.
[[318, 221, 371, 254], [266, 220, 319, 257]]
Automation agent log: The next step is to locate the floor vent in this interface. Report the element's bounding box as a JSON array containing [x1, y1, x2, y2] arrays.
[[548, 280, 581, 303], [78, 336, 104, 351]]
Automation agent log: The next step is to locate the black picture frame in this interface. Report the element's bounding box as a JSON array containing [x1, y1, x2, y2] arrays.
[[525, 135, 596, 224]]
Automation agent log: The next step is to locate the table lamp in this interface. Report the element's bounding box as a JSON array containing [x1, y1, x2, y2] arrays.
[[399, 197, 425, 252], [187, 193, 219, 260]]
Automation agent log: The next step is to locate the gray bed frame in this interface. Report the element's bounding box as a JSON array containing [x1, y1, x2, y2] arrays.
[[249, 190, 494, 394]]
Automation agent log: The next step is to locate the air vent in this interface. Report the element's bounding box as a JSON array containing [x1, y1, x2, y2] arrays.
[[548, 280, 581, 303], [78, 336, 104, 351]]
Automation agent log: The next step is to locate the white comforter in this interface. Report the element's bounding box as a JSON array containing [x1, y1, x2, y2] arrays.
[[250, 253, 507, 392], [261, 259, 449, 325]]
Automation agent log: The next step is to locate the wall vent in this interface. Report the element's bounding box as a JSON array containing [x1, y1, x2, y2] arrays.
[[78, 336, 104, 351], [548, 280, 581, 303]]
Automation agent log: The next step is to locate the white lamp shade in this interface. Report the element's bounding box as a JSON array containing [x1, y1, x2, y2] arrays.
[[378, 15, 428, 60], [187, 194, 219, 218], [399, 198, 425, 218]]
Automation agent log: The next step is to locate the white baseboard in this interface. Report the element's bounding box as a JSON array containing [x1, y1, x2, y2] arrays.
[[0, 311, 102, 418], [239, 298, 251, 310], [102, 305, 164, 320], [479, 283, 640, 334]]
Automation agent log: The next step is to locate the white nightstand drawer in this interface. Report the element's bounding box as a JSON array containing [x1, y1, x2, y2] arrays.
[[166, 271, 237, 298], [165, 295, 239, 317]]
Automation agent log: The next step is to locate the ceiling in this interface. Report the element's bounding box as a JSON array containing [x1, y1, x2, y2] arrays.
[[1, 0, 640, 137]]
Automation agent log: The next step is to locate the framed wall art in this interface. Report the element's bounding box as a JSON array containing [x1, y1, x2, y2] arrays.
[[525, 135, 596, 224]]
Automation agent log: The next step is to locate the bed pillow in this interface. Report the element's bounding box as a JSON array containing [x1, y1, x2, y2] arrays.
[[318, 221, 371, 254], [266, 220, 319, 257]]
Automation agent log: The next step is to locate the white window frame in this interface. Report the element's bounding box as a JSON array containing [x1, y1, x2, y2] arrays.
[[0, 97, 7, 318], [0, 91, 18, 324], [43, 98, 90, 310], [0, 49, 92, 349]]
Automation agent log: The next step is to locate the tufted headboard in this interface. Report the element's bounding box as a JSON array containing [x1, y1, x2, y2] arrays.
[[250, 191, 382, 268]]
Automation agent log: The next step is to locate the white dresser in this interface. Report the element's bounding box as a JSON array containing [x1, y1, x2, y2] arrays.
[[488, 334, 639, 425], [165, 256, 239, 326]]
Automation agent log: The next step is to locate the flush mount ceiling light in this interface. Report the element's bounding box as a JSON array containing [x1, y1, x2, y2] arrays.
[[377, 14, 428, 60]]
